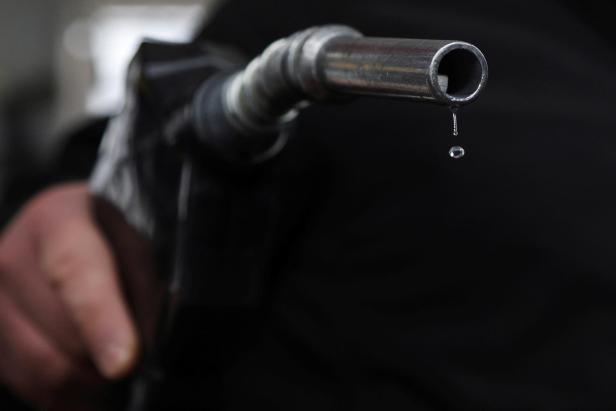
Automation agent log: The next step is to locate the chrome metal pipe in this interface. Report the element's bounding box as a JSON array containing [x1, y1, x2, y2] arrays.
[[192, 25, 488, 162], [320, 36, 488, 104], [216, 25, 487, 134]]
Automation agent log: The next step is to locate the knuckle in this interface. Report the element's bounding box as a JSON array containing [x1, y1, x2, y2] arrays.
[[43, 246, 109, 324], [21, 184, 90, 239], [28, 184, 87, 216], [43, 244, 85, 288]]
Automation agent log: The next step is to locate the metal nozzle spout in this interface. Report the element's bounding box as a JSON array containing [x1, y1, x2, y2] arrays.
[[286, 25, 488, 105], [319, 36, 488, 106], [192, 25, 488, 163], [430, 42, 489, 105]]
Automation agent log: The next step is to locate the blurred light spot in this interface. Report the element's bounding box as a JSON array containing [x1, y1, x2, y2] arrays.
[[62, 19, 92, 61], [83, 4, 205, 115]]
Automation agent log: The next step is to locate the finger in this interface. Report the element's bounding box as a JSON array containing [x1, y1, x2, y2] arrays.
[[0, 219, 85, 359], [0, 264, 86, 359], [0, 288, 74, 407], [39, 214, 139, 379]]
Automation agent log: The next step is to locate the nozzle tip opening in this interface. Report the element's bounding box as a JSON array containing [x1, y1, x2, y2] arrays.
[[431, 42, 488, 105]]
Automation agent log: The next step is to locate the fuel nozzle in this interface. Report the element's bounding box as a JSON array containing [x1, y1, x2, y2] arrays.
[[190, 25, 488, 164]]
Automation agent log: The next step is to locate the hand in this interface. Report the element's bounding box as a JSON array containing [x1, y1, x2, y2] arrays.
[[0, 183, 138, 410]]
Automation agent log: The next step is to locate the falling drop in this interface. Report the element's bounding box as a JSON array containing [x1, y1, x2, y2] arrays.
[[449, 145, 465, 159], [447, 106, 464, 159], [450, 106, 459, 136]]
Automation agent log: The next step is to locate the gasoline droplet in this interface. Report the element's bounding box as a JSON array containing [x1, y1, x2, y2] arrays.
[[450, 106, 459, 136], [449, 146, 465, 159]]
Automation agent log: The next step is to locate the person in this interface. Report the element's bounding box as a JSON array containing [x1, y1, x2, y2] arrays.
[[2, 0, 616, 409]]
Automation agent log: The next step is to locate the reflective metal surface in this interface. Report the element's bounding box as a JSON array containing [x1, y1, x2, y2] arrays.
[[321, 37, 488, 105], [218, 25, 489, 137]]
